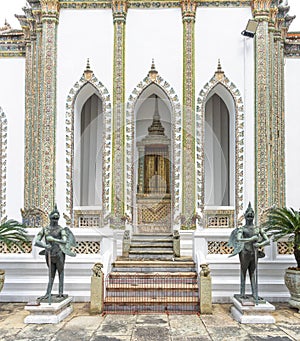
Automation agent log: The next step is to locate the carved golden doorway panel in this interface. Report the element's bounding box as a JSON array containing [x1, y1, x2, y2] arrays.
[[144, 148, 170, 195]]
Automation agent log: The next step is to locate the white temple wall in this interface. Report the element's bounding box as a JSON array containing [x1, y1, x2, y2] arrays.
[[56, 9, 113, 219], [0, 58, 25, 221], [195, 7, 255, 210], [126, 9, 182, 101], [285, 58, 300, 208]]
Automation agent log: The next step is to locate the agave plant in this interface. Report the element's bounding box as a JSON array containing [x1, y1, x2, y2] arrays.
[[263, 207, 300, 269], [0, 219, 29, 251]]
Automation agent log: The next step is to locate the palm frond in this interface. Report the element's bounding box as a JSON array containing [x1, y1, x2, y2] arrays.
[[0, 219, 29, 252], [263, 207, 300, 251]]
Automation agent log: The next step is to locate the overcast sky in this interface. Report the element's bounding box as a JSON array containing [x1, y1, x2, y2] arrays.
[[0, 1, 300, 30]]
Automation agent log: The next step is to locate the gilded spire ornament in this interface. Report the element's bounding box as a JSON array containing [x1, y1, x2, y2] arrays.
[[84, 58, 93, 81], [148, 59, 158, 81], [215, 59, 225, 81]]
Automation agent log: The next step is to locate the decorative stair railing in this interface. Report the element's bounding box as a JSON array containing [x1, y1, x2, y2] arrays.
[[104, 273, 199, 314]]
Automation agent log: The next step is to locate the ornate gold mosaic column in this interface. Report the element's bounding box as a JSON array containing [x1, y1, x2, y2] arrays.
[[253, 0, 272, 221], [181, 0, 196, 229], [17, 2, 43, 217], [275, 1, 294, 207], [39, 0, 60, 213], [32, 4, 43, 210], [111, 0, 127, 229], [268, 6, 278, 207], [16, 14, 33, 210]]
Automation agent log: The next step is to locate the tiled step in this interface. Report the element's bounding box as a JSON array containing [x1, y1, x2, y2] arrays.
[[132, 233, 173, 238], [104, 303, 200, 313], [131, 238, 173, 243], [108, 271, 197, 278], [106, 283, 198, 290], [105, 296, 198, 303], [112, 259, 196, 272], [129, 233, 175, 260], [130, 243, 173, 248], [129, 250, 174, 255]]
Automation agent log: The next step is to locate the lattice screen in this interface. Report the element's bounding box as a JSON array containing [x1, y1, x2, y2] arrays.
[[78, 215, 100, 228], [277, 242, 294, 255], [0, 241, 100, 254], [74, 241, 100, 254], [0, 242, 32, 254], [204, 210, 234, 228], [207, 241, 233, 254]]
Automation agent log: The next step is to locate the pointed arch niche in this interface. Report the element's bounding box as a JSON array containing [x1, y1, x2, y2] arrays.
[[126, 64, 182, 231], [65, 64, 112, 226], [196, 62, 244, 227]]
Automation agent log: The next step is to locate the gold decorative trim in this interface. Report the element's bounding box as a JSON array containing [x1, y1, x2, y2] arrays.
[[59, 0, 250, 9], [110, 0, 128, 228], [253, 7, 271, 221], [181, 0, 196, 229]]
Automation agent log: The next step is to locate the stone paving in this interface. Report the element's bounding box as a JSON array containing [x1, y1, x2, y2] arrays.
[[0, 302, 299, 341]]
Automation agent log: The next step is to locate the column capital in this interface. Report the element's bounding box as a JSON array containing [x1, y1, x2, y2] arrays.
[[181, 0, 196, 23], [268, 7, 277, 31], [252, 0, 272, 20], [40, 0, 60, 21], [112, 0, 128, 24]]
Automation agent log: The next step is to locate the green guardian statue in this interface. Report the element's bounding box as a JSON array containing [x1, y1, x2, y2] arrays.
[[228, 202, 270, 303], [34, 205, 76, 302]]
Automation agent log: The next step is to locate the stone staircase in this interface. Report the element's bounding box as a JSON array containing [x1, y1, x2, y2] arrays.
[[128, 233, 174, 259], [104, 233, 200, 314]]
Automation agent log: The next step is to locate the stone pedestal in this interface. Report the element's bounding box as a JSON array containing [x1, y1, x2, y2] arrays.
[[90, 274, 104, 314], [231, 296, 275, 324], [24, 297, 73, 324], [199, 264, 212, 314]]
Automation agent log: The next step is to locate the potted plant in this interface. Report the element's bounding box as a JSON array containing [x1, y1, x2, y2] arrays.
[[263, 207, 300, 311], [0, 219, 29, 293]]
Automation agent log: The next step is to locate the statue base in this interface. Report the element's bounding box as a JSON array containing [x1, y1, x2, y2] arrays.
[[231, 296, 275, 324], [233, 294, 266, 306], [24, 296, 73, 324]]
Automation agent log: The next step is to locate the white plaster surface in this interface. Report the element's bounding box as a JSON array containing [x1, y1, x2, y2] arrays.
[[126, 9, 182, 101], [285, 58, 300, 208], [56, 9, 113, 218], [0, 57, 25, 220], [195, 7, 255, 208]]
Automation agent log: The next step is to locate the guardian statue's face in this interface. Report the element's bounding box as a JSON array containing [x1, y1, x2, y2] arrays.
[[49, 207, 60, 221], [244, 203, 254, 221]]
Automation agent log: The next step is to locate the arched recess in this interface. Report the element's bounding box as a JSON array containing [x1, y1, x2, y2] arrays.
[[65, 66, 112, 223], [126, 63, 181, 227], [196, 62, 244, 226], [0, 107, 7, 221]]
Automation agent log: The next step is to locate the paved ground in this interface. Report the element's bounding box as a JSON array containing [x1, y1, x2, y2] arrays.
[[0, 302, 299, 341]]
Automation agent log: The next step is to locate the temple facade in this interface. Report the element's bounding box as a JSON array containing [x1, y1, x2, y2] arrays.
[[0, 0, 300, 304]]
